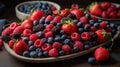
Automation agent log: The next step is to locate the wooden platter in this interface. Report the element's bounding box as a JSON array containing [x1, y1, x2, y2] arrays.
[[4, 31, 120, 63]]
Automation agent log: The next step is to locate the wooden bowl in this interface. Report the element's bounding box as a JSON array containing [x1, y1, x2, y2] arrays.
[[4, 31, 120, 63], [15, 1, 61, 20], [86, 3, 120, 21]]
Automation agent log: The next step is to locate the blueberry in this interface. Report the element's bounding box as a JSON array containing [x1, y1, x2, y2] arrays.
[[44, 3, 49, 6], [45, 20, 50, 24], [73, 20, 79, 24], [60, 30, 65, 35], [28, 41, 34, 46], [93, 23, 99, 28], [44, 10, 52, 15], [85, 14, 91, 19], [64, 39, 71, 44], [30, 51, 38, 58], [88, 57, 96, 65], [33, 20, 38, 26], [89, 20, 94, 25], [61, 35, 67, 40], [84, 24, 90, 31], [72, 47, 79, 53], [41, 38, 47, 43], [110, 23, 115, 29], [78, 28, 84, 34], [23, 51, 30, 57], [43, 51, 49, 57], [47, 37, 54, 44], [59, 50, 65, 56], [77, 22, 83, 27], [50, 21, 56, 25], [97, 19, 102, 23], [22, 37, 29, 44], [38, 52, 44, 58], [38, 31, 44, 38], [39, 17, 45, 24], [56, 23, 62, 26], [84, 44, 91, 49], [29, 45, 36, 51], [36, 48, 42, 53], [54, 35, 61, 42]]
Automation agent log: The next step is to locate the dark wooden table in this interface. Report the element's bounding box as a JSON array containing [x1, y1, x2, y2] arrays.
[[0, 0, 120, 67]]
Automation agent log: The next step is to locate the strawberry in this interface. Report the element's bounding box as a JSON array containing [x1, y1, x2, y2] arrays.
[[96, 29, 111, 43], [2, 27, 13, 36], [14, 40, 29, 55], [94, 47, 110, 61], [13, 26, 24, 34], [102, 11, 108, 18], [100, 2, 111, 10], [22, 29, 32, 37], [89, 3, 102, 16], [21, 18, 33, 29], [62, 19, 77, 35], [60, 9, 70, 17], [71, 9, 84, 20]]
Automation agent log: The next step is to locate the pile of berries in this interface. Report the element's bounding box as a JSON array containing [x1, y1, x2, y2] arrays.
[[18, 2, 57, 15], [89, 2, 120, 19]]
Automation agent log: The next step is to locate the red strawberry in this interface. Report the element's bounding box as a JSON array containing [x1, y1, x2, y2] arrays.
[[34, 39, 44, 48], [94, 47, 110, 61], [14, 40, 29, 55], [81, 32, 91, 41], [49, 48, 58, 57], [13, 26, 24, 34], [0, 39, 3, 49], [31, 10, 45, 21], [9, 22, 18, 30], [96, 29, 109, 43], [71, 32, 80, 41], [73, 41, 83, 51], [62, 44, 71, 54], [109, 11, 117, 18], [102, 11, 108, 18], [21, 18, 33, 29], [2, 27, 13, 36], [42, 43, 52, 51], [53, 16, 62, 23], [62, 19, 77, 35], [100, 2, 111, 10], [60, 9, 70, 17], [52, 42, 62, 50], [79, 16, 89, 24], [8, 40, 14, 48], [71, 9, 84, 20], [29, 34, 39, 42], [45, 15, 53, 21], [89, 3, 103, 16], [44, 31, 53, 38], [22, 29, 32, 37]]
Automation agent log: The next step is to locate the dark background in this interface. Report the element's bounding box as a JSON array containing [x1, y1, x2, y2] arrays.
[[0, 0, 120, 67]]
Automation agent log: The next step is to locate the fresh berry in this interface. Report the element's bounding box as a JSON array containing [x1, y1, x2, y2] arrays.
[[42, 43, 51, 51], [9, 22, 18, 30], [45, 15, 53, 21], [13, 26, 24, 34], [100, 21, 107, 29], [60, 9, 70, 17], [2, 27, 13, 36], [8, 40, 14, 48], [48, 48, 58, 57], [62, 44, 71, 54], [59, 50, 65, 56], [23, 51, 30, 57], [71, 4, 79, 9], [94, 47, 110, 61], [34, 39, 44, 48], [47, 37, 54, 44], [29, 34, 39, 42], [53, 16, 62, 23], [0, 39, 3, 49], [100, 2, 111, 10], [21, 18, 33, 29], [30, 51, 38, 58], [73, 41, 83, 51], [78, 28, 84, 34], [71, 32, 80, 41], [22, 29, 32, 37], [88, 57, 96, 64], [81, 32, 91, 41], [79, 16, 89, 24], [44, 31, 53, 38], [33, 20, 39, 26], [29, 45, 36, 51], [37, 31, 44, 38], [52, 42, 62, 50], [102, 11, 108, 18], [28, 41, 34, 46]]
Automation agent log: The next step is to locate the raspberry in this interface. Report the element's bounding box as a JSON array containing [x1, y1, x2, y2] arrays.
[[53, 16, 62, 23], [90, 26, 97, 32], [8, 40, 14, 48], [42, 43, 52, 51], [48, 48, 58, 57], [44, 31, 53, 38], [9, 22, 18, 30], [46, 24, 54, 29], [52, 42, 62, 50], [45, 15, 53, 21], [81, 32, 91, 41], [71, 32, 80, 41], [13, 26, 24, 34], [79, 16, 89, 24], [0, 39, 3, 49], [100, 21, 107, 29], [29, 34, 39, 42], [22, 29, 32, 37], [43, 28, 51, 33], [2, 27, 13, 36], [62, 44, 71, 54], [73, 41, 83, 51], [34, 39, 44, 48]]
